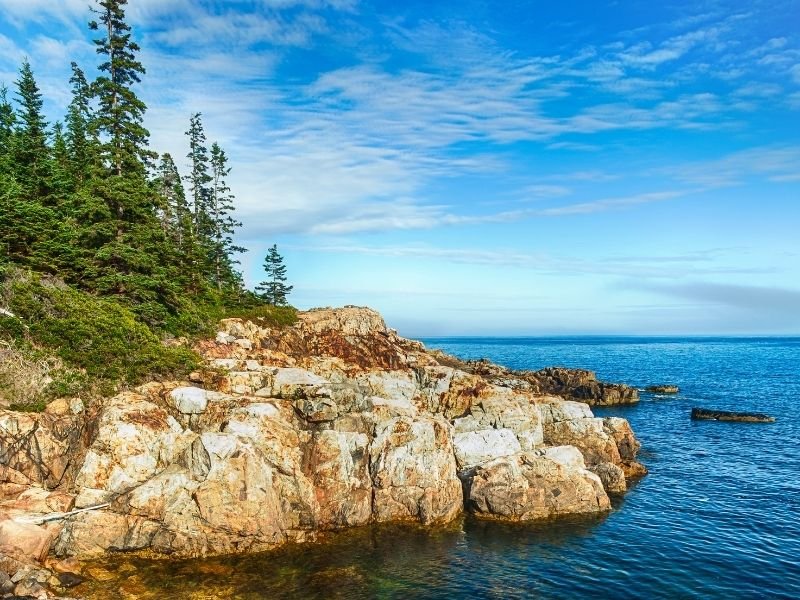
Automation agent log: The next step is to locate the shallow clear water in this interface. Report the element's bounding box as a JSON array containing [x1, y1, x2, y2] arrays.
[[84, 337, 800, 599]]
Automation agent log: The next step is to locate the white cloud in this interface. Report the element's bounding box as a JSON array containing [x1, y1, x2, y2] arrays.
[[1, 0, 798, 241], [291, 243, 767, 278], [791, 64, 800, 85], [662, 145, 800, 188]]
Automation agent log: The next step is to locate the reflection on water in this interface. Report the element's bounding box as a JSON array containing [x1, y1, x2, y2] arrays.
[[82, 515, 611, 600]]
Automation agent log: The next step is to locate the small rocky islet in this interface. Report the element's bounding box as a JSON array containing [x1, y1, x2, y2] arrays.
[[691, 407, 775, 423], [0, 307, 646, 598], [646, 385, 680, 394]]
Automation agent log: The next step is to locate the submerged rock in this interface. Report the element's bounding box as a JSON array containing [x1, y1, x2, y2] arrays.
[[691, 407, 775, 423]]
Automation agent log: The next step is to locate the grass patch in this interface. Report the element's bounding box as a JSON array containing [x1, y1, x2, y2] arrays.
[[225, 304, 298, 328]]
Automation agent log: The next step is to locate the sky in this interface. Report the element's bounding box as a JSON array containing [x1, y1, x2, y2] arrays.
[[1, 0, 799, 336]]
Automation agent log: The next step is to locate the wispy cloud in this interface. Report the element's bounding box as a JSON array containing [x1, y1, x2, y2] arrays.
[[290, 243, 767, 279], [1, 0, 798, 242], [661, 145, 800, 188], [640, 281, 800, 316]]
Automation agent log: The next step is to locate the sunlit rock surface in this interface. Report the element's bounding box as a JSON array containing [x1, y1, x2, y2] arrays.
[[0, 306, 646, 568]]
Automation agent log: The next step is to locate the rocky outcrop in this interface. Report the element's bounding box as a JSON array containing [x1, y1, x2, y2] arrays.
[[468, 449, 610, 520], [455, 360, 639, 406], [691, 407, 775, 423], [646, 385, 679, 394], [0, 306, 646, 581]]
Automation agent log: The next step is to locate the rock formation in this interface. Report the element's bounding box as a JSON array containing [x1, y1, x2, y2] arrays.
[[691, 407, 775, 423], [0, 306, 646, 596], [447, 359, 640, 406], [646, 385, 679, 394]]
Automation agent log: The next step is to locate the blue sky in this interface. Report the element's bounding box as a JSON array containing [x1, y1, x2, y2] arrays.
[[1, 0, 799, 335]]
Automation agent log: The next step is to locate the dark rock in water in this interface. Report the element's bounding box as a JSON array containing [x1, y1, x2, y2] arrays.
[[57, 572, 85, 588], [459, 361, 639, 406], [646, 385, 679, 394], [691, 407, 775, 423], [529, 367, 640, 406]]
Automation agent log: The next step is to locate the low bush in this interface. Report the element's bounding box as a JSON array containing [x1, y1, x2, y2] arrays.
[[0, 269, 199, 400], [225, 304, 298, 328]]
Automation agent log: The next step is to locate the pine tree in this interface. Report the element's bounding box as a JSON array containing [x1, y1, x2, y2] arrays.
[[184, 113, 212, 241], [0, 86, 15, 177], [256, 245, 293, 305], [90, 0, 153, 177], [81, 0, 181, 323], [50, 122, 73, 197], [13, 60, 51, 200], [65, 62, 95, 185], [209, 142, 245, 291]]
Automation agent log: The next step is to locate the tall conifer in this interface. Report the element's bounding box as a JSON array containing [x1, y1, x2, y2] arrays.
[[90, 0, 152, 176], [13, 60, 51, 200], [65, 62, 94, 185], [0, 86, 15, 177], [209, 142, 245, 290]]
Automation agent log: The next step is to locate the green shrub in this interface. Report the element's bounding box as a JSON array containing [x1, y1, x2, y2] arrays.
[[1, 270, 199, 394], [9, 398, 48, 413]]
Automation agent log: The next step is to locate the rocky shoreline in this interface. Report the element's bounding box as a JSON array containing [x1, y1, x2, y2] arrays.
[[0, 307, 646, 598]]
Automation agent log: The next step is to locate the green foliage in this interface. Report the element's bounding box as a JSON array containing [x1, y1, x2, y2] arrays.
[[0, 86, 15, 176], [208, 142, 246, 291], [225, 304, 299, 328], [9, 399, 48, 413], [65, 62, 95, 185], [13, 60, 52, 200], [2, 270, 199, 391], [90, 0, 154, 176], [0, 333, 86, 411]]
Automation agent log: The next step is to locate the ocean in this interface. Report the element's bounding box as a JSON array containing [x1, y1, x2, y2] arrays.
[[83, 337, 800, 599]]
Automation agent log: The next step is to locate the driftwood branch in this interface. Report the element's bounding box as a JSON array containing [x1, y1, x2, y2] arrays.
[[12, 502, 110, 525]]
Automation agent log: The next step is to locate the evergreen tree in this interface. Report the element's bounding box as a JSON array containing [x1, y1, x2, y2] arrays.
[[154, 153, 194, 250], [90, 0, 153, 176], [183, 113, 214, 288], [256, 245, 293, 305], [0, 86, 15, 177], [208, 142, 245, 290], [184, 113, 212, 240], [81, 0, 180, 322], [65, 62, 94, 185], [50, 122, 73, 197], [13, 60, 51, 200]]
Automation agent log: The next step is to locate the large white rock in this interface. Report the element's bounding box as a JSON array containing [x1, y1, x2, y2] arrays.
[[539, 445, 586, 469], [539, 399, 593, 424], [169, 387, 208, 414], [369, 416, 462, 524], [453, 428, 521, 471], [274, 368, 330, 387], [468, 452, 610, 520], [469, 386, 544, 450], [74, 393, 191, 505]]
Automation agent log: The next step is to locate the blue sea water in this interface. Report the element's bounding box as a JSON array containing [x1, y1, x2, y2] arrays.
[[84, 337, 800, 599], [418, 336, 800, 599]]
